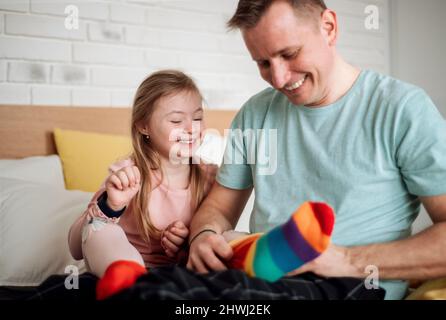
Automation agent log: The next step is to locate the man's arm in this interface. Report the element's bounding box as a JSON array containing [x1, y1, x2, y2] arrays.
[[187, 182, 253, 273], [294, 194, 446, 280]]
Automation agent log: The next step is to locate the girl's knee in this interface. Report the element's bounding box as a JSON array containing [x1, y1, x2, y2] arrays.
[[81, 217, 125, 244]]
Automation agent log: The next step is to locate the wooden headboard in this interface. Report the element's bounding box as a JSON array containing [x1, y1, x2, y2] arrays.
[[0, 105, 237, 159]]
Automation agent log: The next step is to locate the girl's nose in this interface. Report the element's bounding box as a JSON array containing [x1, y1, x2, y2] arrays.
[[188, 119, 202, 136]]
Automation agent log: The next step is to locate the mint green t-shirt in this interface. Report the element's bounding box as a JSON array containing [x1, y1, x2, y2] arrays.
[[217, 70, 446, 300]]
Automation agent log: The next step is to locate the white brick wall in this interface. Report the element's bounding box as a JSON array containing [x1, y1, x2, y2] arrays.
[[31, 0, 108, 21], [8, 61, 49, 83], [31, 85, 71, 105], [0, 37, 71, 62], [0, 60, 6, 82], [51, 64, 88, 85], [329, 0, 391, 73], [111, 89, 134, 107], [110, 3, 145, 25], [0, 83, 30, 104], [5, 13, 87, 40], [88, 22, 123, 43], [72, 43, 145, 66], [0, 12, 4, 33], [0, 1, 29, 13], [125, 25, 159, 46], [90, 66, 147, 87], [0, 0, 390, 109], [72, 87, 111, 106]]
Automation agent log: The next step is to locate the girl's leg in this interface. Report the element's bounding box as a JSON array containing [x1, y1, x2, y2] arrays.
[[224, 201, 335, 282], [82, 218, 144, 277], [81, 218, 147, 300]]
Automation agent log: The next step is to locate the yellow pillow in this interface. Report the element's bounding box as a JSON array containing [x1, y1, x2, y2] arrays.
[[54, 128, 132, 192]]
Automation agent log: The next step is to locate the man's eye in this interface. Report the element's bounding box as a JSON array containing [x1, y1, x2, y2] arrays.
[[258, 61, 270, 68], [193, 118, 203, 121], [171, 121, 182, 124], [283, 51, 298, 60]]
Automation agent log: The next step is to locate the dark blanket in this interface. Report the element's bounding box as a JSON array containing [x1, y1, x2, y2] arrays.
[[21, 266, 385, 301]]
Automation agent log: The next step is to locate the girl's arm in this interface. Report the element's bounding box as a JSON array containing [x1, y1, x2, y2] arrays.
[[67, 158, 136, 260]]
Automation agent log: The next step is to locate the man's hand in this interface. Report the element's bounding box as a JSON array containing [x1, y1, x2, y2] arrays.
[[186, 231, 233, 273], [287, 244, 362, 278], [185, 183, 252, 273]]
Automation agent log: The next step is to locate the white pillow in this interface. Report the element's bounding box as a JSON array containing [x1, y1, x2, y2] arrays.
[[0, 155, 65, 189], [0, 178, 92, 286]]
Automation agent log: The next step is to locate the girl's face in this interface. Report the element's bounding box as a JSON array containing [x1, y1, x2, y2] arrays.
[[143, 90, 205, 163]]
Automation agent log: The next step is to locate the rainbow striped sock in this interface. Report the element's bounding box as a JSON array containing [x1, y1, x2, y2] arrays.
[[228, 201, 335, 282]]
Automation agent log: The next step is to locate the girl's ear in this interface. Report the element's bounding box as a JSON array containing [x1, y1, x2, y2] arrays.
[[136, 122, 150, 136]]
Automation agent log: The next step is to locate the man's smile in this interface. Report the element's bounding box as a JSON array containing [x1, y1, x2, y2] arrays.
[[284, 74, 308, 92]]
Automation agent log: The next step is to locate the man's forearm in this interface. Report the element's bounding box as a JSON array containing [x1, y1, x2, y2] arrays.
[[189, 199, 236, 239], [349, 222, 446, 280], [189, 184, 253, 241]]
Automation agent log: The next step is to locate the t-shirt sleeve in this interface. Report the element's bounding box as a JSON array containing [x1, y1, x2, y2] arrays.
[[216, 105, 254, 190], [395, 89, 446, 196]]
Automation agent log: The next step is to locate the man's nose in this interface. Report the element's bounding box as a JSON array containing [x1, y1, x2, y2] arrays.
[[270, 62, 290, 90]]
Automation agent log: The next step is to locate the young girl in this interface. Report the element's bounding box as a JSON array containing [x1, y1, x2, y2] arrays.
[[68, 70, 216, 300]]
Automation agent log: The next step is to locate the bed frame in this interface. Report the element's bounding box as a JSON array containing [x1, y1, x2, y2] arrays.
[[0, 105, 237, 159]]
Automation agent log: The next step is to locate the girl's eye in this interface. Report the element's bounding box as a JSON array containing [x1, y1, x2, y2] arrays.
[[171, 121, 182, 124], [193, 118, 203, 121]]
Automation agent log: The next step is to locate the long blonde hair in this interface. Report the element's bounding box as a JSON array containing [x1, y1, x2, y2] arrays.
[[130, 70, 207, 244]]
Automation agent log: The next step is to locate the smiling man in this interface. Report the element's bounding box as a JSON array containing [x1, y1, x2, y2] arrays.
[[187, 0, 446, 300]]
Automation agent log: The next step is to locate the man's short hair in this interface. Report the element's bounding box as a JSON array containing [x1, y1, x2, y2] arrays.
[[227, 0, 327, 30]]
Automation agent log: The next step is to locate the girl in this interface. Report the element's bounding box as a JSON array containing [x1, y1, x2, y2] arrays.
[[68, 70, 216, 300]]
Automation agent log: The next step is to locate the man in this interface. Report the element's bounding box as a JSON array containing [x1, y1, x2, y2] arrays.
[[186, 0, 446, 300]]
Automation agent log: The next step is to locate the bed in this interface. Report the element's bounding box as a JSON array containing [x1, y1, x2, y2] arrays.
[[0, 104, 238, 300]]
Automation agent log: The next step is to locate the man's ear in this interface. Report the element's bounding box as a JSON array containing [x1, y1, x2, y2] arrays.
[[320, 9, 338, 47]]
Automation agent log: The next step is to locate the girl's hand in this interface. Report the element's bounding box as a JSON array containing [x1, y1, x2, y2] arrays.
[[105, 165, 141, 211], [161, 221, 189, 258]]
